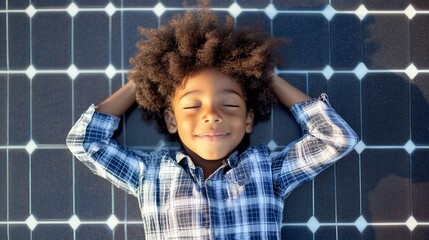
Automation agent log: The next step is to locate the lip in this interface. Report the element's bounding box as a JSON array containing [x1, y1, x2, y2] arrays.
[[195, 131, 229, 141]]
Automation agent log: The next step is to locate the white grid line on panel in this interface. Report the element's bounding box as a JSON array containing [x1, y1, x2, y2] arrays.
[[2, 219, 429, 230], [121, 1, 127, 233], [2, 68, 429, 80], [1, 3, 429, 21], [5, 0, 10, 238], [1, 144, 429, 152]]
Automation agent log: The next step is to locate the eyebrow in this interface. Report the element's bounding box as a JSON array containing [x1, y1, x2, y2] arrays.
[[179, 88, 243, 100]]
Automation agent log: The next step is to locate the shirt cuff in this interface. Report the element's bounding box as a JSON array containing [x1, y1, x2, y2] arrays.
[[289, 93, 332, 126], [84, 104, 121, 134]]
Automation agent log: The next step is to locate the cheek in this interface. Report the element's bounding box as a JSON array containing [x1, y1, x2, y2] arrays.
[[229, 115, 248, 134], [176, 115, 195, 136]]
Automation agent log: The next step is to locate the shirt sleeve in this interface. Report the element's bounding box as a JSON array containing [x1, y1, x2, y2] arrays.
[[271, 93, 359, 199], [66, 104, 152, 197]]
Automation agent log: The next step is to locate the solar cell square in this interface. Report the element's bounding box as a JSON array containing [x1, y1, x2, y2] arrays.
[[8, 13, 30, 70]]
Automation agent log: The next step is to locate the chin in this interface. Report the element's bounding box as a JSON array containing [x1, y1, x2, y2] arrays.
[[200, 153, 228, 161]]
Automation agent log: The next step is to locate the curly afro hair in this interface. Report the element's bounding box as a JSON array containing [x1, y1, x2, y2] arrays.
[[128, 5, 282, 138]]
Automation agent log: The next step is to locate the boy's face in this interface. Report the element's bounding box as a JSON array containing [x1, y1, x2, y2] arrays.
[[164, 68, 254, 161]]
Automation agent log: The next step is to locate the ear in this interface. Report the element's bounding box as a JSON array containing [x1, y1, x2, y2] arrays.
[[164, 109, 178, 134], [245, 109, 254, 134]]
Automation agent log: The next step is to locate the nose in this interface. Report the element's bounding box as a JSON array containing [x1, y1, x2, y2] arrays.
[[202, 105, 222, 123]]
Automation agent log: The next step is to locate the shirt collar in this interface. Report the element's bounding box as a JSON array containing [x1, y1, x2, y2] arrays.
[[174, 149, 241, 169]]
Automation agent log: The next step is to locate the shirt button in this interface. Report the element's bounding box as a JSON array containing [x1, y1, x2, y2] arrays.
[[213, 229, 219, 237]]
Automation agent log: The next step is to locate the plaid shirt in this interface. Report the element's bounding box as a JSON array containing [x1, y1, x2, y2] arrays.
[[66, 93, 358, 239]]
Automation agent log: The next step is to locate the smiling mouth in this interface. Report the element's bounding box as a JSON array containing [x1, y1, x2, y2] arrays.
[[196, 131, 229, 141]]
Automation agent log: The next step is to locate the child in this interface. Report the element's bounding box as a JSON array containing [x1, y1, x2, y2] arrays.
[[66, 7, 358, 239]]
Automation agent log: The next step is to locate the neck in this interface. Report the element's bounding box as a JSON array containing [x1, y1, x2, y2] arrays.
[[192, 157, 224, 179], [182, 146, 228, 179]]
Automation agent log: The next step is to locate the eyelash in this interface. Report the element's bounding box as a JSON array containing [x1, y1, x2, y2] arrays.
[[183, 106, 200, 109], [182, 104, 239, 110]]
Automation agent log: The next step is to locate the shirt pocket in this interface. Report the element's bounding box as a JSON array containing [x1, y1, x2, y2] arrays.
[[224, 163, 251, 199]]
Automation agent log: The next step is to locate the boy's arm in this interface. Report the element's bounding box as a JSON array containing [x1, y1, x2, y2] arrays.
[[271, 74, 311, 108], [66, 80, 154, 197], [270, 75, 359, 198], [96, 80, 137, 116]]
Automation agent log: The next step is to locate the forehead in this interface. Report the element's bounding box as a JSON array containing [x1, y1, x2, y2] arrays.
[[175, 69, 244, 96]]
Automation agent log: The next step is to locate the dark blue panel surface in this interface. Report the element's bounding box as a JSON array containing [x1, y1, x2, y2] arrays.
[[411, 16, 429, 68], [274, 0, 328, 10], [411, 150, 429, 222], [74, 12, 109, 69], [281, 226, 313, 240], [328, 74, 361, 135], [76, 224, 113, 239], [363, 15, 410, 69], [125, 225, 146, 239], [250, 118, 270, 146], [335, 152, 361, 222], [0, 226, 6, 239], [331, 0, 360, 10], [125, 106, 165, 147], [9, 74, 30, 145], [8, 150, 29, 221], [338, 226, 362, 240], [33, 225, 73, 240], [0, 75, 6, 145], [362, 150, 411, 222], [126, 196, 142, 221], [0, 150, 5, 221], [362, 73, 409, 145], [411, 0, 429, 9], [315, 227, 336, 240], [32, 74, 72, 144], [32, 0, 70, 8], [0, 14, 5, 69], [237, 0, 269, 8], [272, 74, 306, 146], [314, 167, 335, 222], [7, 0, 28, 9], [32, 13, 71, 69], [308, 74, 327, 97], [8, 13, 30, 69], [411, 74, 429, 145], [113, 173, 141, 221], [414, 227, 429, 240], [110, 12, 123, 70], [118, 0, 157, 7], [363, 0, 409, 10], [330, 14, 362, 70], [115, 12, 158, 70], [282, 181, 313, 223], [8, 225, 30, 240], [32, 149, 73, 219], [75, 159, 112, 220], [73, 74, 109, 119], [364, 226, 410, 240], [273, 14, 329, 70], [74, 0, 108, 7], [161, 0, 233, 7], [113, 188, 126, 220], [236, 12, 271, 32]]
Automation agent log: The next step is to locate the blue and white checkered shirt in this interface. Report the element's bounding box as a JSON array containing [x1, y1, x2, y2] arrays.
[[66, 93, 358, 239]]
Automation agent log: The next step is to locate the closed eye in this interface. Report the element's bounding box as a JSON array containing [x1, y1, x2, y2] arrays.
[[223, 105, 239, 108], [183, 106, 200, 109]]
